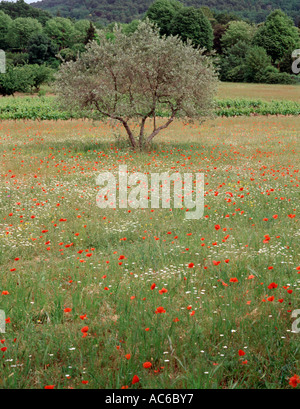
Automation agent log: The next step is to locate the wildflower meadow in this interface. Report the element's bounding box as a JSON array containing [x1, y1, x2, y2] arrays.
[[0, 111, 299, 389]]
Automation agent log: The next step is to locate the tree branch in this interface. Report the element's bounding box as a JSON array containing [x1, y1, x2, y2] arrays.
[[146, 108, 177, 145], [93, 100, 136, 148]]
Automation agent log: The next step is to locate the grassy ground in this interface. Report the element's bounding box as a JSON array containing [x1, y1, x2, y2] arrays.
[[5, 82, 300, 103], [0, 116, 299, 389], [218, 82, 300, 102]]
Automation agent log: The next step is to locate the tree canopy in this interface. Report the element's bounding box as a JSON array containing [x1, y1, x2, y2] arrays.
[[221, 20, 256, 49], [145, 0, 183, 36], [170, 7, 213, 50], [29, 0, 300, 25], [254, 10, 300, 63]]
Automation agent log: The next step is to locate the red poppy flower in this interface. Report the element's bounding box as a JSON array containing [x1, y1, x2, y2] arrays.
[[155, 306, 166, 314], [132, 375, 139, 384], [289, 374, 300, 388], [159, 288, 168, 294]]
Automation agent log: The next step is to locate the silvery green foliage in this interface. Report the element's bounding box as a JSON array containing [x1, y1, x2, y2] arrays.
[[56, 20, 218, 148]]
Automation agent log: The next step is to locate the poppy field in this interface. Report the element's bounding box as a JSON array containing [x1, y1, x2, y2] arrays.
[[0, 115, 299, 389]]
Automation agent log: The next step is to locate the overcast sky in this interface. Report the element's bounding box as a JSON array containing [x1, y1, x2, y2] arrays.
[[5, 0, 40, 2]]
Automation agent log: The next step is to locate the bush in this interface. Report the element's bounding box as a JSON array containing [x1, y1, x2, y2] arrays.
[[23, 64, 55, 92], [0, 64, 54, 96], [0, 65, 32, 95], [244, 46, 273, 83], [262, 70, 298, 84], [6, 52, 29, 66]]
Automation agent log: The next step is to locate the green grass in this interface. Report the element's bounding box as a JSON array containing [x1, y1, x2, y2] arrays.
[[218, 82, 300, 102], [0, 116, 299, 389]]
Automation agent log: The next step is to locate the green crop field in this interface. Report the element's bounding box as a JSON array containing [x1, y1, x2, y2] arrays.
[[1, 94, 300, 120]]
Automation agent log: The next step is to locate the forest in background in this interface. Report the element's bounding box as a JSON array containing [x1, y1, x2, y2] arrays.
[[29, 0, 300, 25], [0, 0, 299, 96]]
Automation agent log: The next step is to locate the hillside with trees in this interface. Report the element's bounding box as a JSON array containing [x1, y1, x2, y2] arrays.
[[0, 0, 299, 96], [29, 0, 300, 24], [0, 0, 52, 24]]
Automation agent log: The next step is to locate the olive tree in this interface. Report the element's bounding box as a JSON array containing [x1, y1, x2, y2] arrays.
[[55, 20, 218, 149]]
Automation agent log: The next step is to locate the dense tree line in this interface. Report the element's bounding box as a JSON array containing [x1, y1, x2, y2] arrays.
[[29, 0, 300, 25], [146, 1, 299, 84], [218, 10, 300, 83], [0, 0, 299, 95], [0, 1, 97, 95], [0, 0, 52, 24]]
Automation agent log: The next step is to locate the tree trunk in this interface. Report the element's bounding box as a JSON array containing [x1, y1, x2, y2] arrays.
[[138, 117, 147, 150], [122, 121, 136, 149]]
